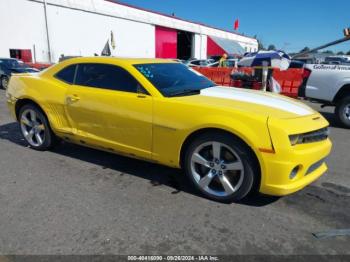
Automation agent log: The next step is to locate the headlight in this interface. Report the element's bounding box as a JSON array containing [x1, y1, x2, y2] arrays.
[[289, 127, 329, 146]]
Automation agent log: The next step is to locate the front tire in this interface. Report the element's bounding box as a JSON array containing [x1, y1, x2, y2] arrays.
[[335, 96, 350, 128], [184, 132, 258, 203], [18, 104, 58, 150]]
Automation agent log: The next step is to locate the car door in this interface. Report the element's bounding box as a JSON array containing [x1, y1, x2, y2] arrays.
[[64, 63, 153, 159]]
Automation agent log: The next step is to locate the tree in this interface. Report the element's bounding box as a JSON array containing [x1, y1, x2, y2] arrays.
[[254, 35, 265, 50], [299, 47, 310, 53], [347, 51, 350, 55], [337, 51, 345, 55], [258, 41, 265, 50], [322, 50, 334, 54], [255, 38, 264, 50], [267, 44, 276, 51]]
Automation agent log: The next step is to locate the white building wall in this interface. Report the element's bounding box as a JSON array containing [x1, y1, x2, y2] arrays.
[[0, 0, 258, 63], [49, 0, 258, 49], [0, 0, 49, 62], [47, 4, 155, 62]]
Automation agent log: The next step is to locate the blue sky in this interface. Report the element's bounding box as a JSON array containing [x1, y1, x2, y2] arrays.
[[115, 0, 350, 53]]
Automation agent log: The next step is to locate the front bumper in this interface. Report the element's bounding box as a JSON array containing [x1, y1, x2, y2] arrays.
[[259, 114, 332, 196], [259, 139, 331, 196]]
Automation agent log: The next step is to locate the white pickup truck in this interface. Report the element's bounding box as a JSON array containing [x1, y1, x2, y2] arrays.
[[299, 64, 350, 128]]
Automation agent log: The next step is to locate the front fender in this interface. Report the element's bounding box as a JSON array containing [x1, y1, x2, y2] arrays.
[[184, 114, 272, 153], [152, 111, 272, 169]]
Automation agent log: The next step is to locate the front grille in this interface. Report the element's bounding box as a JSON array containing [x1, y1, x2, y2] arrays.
[[300, 127, 329, 144], [306, 158, 325, 176]]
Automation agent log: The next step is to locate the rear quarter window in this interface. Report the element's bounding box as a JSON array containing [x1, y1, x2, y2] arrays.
[[55, 65, 77, 84]]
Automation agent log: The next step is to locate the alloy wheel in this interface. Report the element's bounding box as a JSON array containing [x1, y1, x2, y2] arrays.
[[190, 141, 244, 197], [20, 109, 46, 147], [343, 104, 350, 121]]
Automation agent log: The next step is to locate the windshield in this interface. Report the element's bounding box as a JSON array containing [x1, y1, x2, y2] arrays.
[[134, 63, 215, 97]]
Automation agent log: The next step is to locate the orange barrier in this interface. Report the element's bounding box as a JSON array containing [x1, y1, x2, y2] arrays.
[[194, 67, 237, 87], [272, 68, 304, 98], [194, 67, 305, 98], [194, 67, 260, 90]]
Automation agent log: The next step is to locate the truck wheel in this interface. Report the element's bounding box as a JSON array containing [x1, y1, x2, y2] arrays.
[[335, 96, 350, 128]]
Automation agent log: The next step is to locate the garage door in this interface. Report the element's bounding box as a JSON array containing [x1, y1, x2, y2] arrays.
[[155, 26, 177, 59]]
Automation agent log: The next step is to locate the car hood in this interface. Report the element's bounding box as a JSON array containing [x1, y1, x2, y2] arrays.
[[176, 86, 316, 119]]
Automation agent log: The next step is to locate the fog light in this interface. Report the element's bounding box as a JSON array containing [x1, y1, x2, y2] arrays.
[[289, 166, 299, 180]]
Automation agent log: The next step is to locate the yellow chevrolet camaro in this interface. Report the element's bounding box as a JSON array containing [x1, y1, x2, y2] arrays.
[[6, 57, 332, 202]]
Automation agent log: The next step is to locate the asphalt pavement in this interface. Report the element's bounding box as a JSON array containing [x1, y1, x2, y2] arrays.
[[0, 89, 349, 255]]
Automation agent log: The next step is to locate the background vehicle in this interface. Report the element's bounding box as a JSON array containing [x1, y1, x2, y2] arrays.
[[6, 57, 331, 202], [209, 55, 237, 62], [25, 62, 52, 71], [172, 59, 186, 64], [300, 64, 350, 128], [324, 56, 350, 65], [209, 59, 238, 68], [186, 58, 238, 68], [0, 58, 39, 89], [185, 59, 215, 67]]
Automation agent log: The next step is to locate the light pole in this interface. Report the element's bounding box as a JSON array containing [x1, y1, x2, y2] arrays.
[[43, 0, 52, 63]]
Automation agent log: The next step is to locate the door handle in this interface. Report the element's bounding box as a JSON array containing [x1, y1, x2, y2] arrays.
[[66, 95, 80, 104]]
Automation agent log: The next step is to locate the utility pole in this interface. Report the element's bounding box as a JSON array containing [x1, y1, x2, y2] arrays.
[[43, 0, 52, 63]]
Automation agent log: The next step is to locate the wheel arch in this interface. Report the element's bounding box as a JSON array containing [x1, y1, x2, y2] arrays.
[[333, 84, 350, 103], [179, 127, 262, 191], [15, 98, 46, 121]]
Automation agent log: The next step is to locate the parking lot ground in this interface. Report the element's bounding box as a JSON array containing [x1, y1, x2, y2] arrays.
[[0, 89, 349, 255]]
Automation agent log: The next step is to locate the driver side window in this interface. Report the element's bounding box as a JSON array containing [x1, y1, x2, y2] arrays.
[[75, 63, 143, 94]]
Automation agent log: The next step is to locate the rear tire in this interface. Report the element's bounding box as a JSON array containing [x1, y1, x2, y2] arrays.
[[335, 96, 350, 128], [183, 132, 258, 203], [18, 104, 58, 150]]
